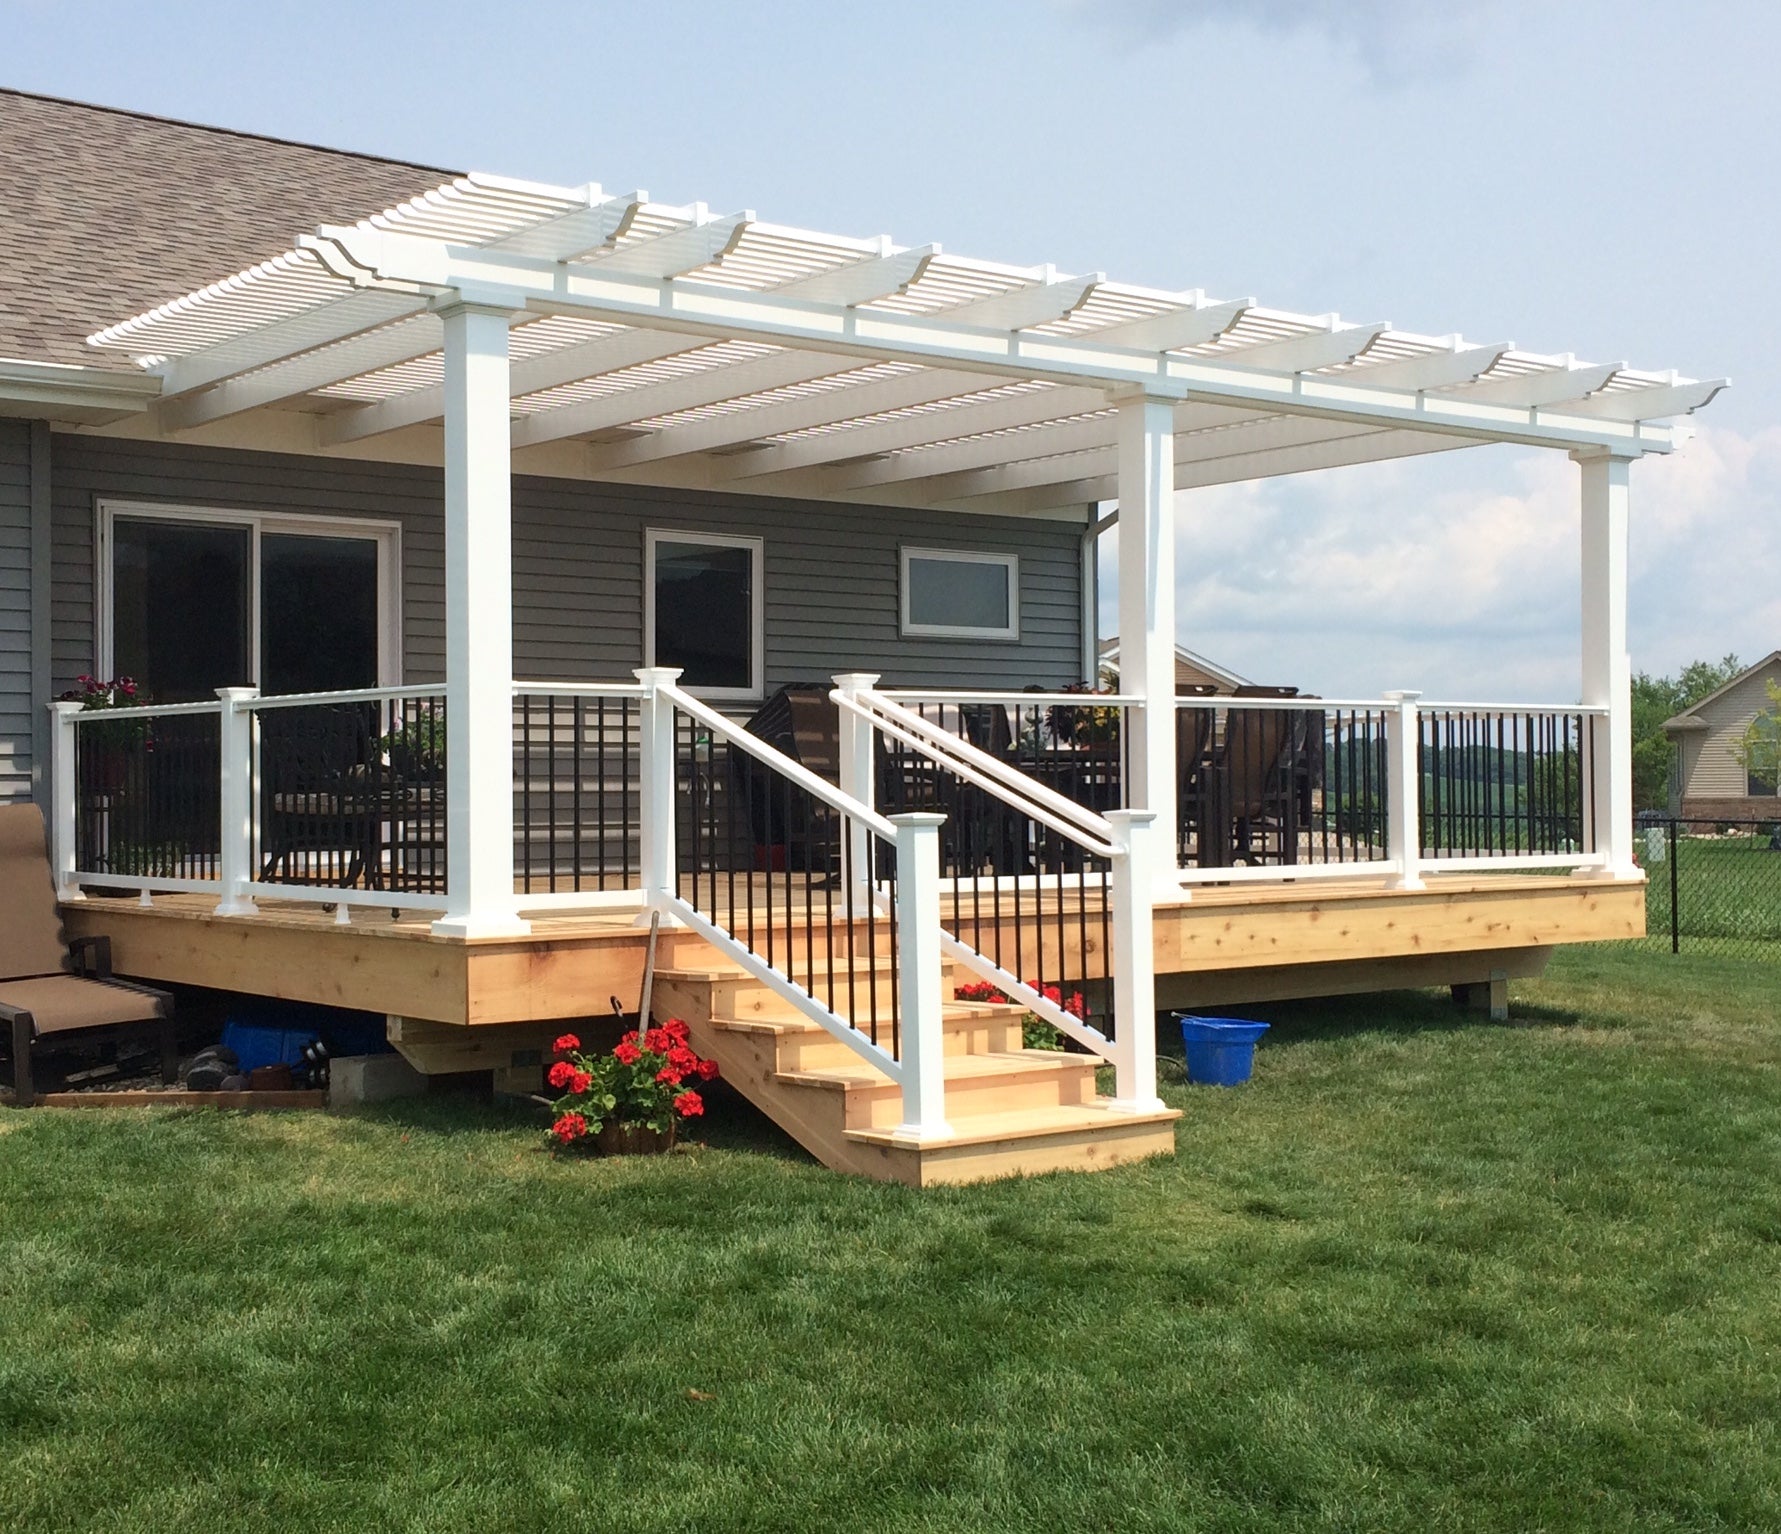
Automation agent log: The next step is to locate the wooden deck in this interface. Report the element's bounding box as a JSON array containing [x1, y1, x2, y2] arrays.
[[60, 871, 1645, 1028]]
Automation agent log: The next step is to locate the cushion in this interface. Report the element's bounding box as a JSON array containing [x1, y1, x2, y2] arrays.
[[0, 804, 69, 981], [0, 975, 163, 1037]]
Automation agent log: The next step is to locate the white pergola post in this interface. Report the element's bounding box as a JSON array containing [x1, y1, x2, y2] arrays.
[[1115, 394, 1179, 879], [432, 299, 529, 939], [1576, 450, 1637, 878]]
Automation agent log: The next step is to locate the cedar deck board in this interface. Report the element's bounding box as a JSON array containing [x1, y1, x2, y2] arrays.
[[59, 875, 1645, 1029]]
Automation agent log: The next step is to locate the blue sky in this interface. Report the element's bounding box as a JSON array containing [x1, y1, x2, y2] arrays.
[[8, 0, 1776, 699]]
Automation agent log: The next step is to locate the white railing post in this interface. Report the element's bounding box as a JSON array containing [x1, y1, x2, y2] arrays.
[[889, 811, 953, 1143], [635, 666, 683, 914], [832, 672, 881, 902], [214, 687, 259, 916], [1384, 690, 1425, 890], [1104, 808, 1166, 1113], [49, 700, 83, 902]]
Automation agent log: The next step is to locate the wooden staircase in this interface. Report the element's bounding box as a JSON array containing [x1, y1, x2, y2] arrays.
[[651, 937, 1179, 1187]]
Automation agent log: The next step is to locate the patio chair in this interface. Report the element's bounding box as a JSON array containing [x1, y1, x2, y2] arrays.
[[1210, 705, 1299, 866], [733, 685, 842, 876], [0, 803, 176, 1107], [1175, 684, 1218, 864]]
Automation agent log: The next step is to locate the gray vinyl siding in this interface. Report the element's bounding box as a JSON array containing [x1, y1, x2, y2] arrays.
[[49, 436, 1084, 698], [0, 422, 30, 802], [1675, 659, 1781, 801]]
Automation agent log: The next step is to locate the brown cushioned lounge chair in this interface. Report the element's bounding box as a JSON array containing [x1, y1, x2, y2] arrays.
[[0, 804, 176, 1106]]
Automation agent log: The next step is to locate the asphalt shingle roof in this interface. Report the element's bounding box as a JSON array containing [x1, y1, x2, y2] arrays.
[[0, 89, 455, 371]]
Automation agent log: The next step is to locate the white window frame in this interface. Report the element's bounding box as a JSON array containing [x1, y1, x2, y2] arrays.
[[899, 546, 1020, 641], [96, 499, 403, 691], [644, 528, 765, 701]]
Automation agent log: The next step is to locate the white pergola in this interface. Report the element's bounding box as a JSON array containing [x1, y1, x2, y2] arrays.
[[88, 173, 1725, 936]]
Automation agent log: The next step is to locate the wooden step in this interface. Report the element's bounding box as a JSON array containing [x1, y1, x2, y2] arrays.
[[773, 1048, 1101, 1130], [707, 1002, 1025, 1070], [844, 1102, 1181, 1187]]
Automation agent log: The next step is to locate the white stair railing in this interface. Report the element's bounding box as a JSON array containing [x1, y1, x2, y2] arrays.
[[833, 677, 1165, 1114], [638, 668, 953, 1144]]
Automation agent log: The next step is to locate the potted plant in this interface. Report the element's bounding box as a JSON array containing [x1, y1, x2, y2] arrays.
[[61, 675, 150, 791], [544, 1021, 720, 1153], [1045, 683, 1121, 750], [378, 707, 445, 781]]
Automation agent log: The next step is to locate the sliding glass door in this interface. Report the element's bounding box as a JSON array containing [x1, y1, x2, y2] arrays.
[[103, 505, 397, 702]]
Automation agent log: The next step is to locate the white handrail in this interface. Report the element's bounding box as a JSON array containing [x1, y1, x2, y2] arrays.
[[881, 689, 1141, 706], [1418, 701, 1607, 716], [660, 681, 900, 844], [66, 698, 223, 721], [839, 692, 1122, 859], [513, 680, 649, 698], [843, 688, 1119, 852], [242, 683, 443, 711]]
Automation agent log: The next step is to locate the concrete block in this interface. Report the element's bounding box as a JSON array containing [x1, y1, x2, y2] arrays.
[[329, 1052, 427, 1107]]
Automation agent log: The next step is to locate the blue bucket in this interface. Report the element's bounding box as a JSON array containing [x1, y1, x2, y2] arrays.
[[1176, 1015, 1270, 1087]]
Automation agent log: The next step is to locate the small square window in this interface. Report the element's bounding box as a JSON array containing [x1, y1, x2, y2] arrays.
[[900, 548, 1019, 640], [645, 530, 763, 698]]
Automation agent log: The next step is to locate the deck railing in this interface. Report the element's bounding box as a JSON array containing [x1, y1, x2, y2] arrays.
[[1416, 705, 1595, 867], [513, 683, 645, 905], [56, 699, 224, 897]]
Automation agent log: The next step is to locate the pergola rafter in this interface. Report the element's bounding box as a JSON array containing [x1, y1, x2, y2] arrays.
[[88, 173, 1724, 518]]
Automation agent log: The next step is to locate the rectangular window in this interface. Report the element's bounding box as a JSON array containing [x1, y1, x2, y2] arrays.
[[645, 530, 763, 698], [900, 548, 1019, 640], [100, 502, 399, 702]]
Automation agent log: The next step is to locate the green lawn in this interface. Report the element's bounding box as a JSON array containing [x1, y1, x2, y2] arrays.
[[5, 945, 1781, 1532], [1639, 831, 1781, 953]]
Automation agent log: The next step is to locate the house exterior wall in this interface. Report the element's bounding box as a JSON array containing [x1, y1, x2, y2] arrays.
[[0, 421, 31, 803], [44, 433, 1084, 701], [1671, 657, 1781, 819]]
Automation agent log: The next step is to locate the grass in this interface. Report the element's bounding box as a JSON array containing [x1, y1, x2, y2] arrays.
[[1638, 831, 1781, 952], [4, 944, 1781, 1532]]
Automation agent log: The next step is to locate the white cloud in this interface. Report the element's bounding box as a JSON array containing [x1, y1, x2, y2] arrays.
[[1097, 424, 1781, 702], [1061, 0, 1488, 86]]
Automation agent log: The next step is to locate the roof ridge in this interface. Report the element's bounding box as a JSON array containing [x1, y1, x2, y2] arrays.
[[0, 86, 460, 178]]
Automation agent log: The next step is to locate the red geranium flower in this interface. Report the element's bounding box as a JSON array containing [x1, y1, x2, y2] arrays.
[[568, 1068, 592, 1095], [667, 1044, 697, 1072], [612, 1041, 641, 1066], [552, 1033, 581, 1056], [672, 1090, 704, 1118], [546, 1060, 575, 1090], [664, 1018, 691, 1043], [643, 1027, 671, 1053], [695, 1057, 720, 1082], [655, 1066, 684, 1087], [551, 1112, 589, 1143]]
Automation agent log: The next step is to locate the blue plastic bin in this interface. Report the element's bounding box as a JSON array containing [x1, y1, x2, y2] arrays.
[[1176, 1016, 1270, 1086], [218, 1000, 392, 1073], [218, 1019, 319, 1074]]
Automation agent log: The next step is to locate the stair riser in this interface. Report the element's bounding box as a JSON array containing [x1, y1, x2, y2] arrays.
[[654, 925, 912, 972], [772, 1015, 1022, 1071], [836, 1064, 1101, 1130]]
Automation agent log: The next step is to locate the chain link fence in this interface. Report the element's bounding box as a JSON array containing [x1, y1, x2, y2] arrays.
[[1635, 818, 1781, 961]]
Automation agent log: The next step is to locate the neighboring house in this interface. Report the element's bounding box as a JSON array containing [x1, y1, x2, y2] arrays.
[[1097, 637, 1248, 694], [1663, 651, 1781, 819], [0, 90, 1725, 1178]]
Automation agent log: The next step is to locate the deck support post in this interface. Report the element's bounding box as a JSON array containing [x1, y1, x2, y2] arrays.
[[1105, 808, 1167, 1113], [1383, 690, 1425, 890], [832, 672, 881, 906], [1115, 394, 1179, 885], [1576, 450, 1636, 878], [635, 666, 684, 915], [889, 812, 953, 1143], [432, 298, 529, 939], [49, 700, 83, 902], [214, 686, 260, 916]]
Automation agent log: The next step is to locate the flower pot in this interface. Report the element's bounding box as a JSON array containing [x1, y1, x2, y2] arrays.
[[596, 1121, 677, 1156], [1176, 1015, 1270, 1086]]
